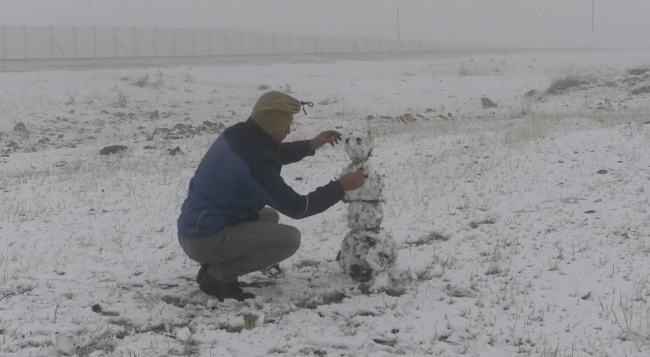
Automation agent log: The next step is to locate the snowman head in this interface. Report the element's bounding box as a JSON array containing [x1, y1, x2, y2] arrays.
[[344, 131, 374, 162]]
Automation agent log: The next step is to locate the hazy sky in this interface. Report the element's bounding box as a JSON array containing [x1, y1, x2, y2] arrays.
[[1, 0, 649, 48]]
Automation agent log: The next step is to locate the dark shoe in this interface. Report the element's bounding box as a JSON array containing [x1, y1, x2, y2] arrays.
[[228, 286, 256, 302], [196, 264, 210, 283], [199, 274, 255, 302]]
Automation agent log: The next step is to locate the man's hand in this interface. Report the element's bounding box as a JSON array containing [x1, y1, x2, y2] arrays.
[[310, 130, 342, 150], [339, 169, 365, 191]]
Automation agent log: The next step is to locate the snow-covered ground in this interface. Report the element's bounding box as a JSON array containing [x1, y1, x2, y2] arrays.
[[1, 49, 650, 357]]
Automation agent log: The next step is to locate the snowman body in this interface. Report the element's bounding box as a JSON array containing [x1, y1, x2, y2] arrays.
[[337, 131, 397, 287]]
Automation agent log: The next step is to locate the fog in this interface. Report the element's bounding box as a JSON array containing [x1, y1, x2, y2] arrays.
[[1, 0, 649, 49]]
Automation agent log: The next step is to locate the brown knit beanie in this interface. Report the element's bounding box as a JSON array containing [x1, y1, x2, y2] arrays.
[[251, 91, 301, 134]]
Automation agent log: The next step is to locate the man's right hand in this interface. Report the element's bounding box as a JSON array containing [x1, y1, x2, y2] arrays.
[[339, 169, 365, 191]]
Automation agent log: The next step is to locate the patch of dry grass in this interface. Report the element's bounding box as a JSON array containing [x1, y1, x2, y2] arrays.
[[547, 76, 587, 94], [296, 290, 347, 309]]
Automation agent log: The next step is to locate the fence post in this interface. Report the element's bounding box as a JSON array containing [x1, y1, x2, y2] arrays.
[[49, 26, 54, 58], [113, 27, 118, 57], [207, 28, 212, 56], [23, 25, 28, 59], [1, 25, 5, 59], [171, 28, 176, 56], [272, 32, 276, 54], [73, 26, 78, 58], [224, 30, 228, 56], [134, 27, 138, 57], [240, 30, 245, 55], [191, 29, 195, 56]]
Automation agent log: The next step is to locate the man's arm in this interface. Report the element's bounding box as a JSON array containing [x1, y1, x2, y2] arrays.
[[279, 131, 342, 165], [249, 160, 343, 219], [279, 140, 315, 165]]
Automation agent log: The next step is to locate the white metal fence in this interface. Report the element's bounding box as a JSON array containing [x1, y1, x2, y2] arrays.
[[0, 26, 443, 60]]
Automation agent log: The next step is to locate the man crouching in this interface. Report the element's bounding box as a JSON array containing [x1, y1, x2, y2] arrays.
[[177, 91, 365, 301]]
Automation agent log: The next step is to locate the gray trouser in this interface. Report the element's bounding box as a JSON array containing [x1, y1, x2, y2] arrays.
[[179, 208, 301, 282]]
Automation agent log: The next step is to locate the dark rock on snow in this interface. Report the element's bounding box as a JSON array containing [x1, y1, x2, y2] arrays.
[[100, 145, 127, 155], [153, 128, 170, 136], [481, 97, 498, 109], [14, 122, 30, 136], [169, 146, 182, 156], [631, 86, 650, 95], [396, 113, 415, 123], [6, 141, 20, 150], [627, 67, 649, 76], [524, 89, 539, 98], [202, 121, 226, 132]]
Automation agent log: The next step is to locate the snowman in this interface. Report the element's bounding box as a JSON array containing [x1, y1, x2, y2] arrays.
[[337, 130, 397, 288]]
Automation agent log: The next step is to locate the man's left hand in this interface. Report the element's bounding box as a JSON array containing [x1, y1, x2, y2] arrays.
[[310, 130, 342, 150]]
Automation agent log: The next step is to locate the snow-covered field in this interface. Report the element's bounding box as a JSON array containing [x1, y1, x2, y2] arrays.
[[2, 49, 650, 357]]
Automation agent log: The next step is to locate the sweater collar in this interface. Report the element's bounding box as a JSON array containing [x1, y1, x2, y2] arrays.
[[245, 117, 280, 149]]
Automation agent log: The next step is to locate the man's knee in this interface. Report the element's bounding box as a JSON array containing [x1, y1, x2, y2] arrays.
[[269, 209, 280, 223], [285, 226, 301, 254], [260, 207, 280, 223]]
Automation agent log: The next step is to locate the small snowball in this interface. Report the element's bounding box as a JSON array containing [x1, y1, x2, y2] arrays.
[[344, 131, 374, 163], [369, 272, 392, 291], [176, 327, 192, 342], [256, 313, 265, 328], [213, 346, 234, 357], [348, 201, 383, 230], [206, 299, 219, 309], [54, 333, 91, 356]]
